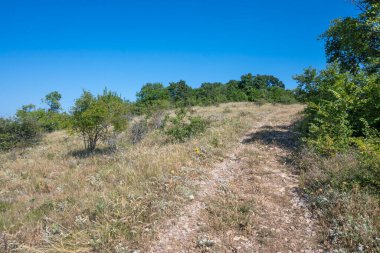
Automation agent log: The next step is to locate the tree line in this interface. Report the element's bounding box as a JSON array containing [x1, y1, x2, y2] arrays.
[[134, 73, 296, 114]]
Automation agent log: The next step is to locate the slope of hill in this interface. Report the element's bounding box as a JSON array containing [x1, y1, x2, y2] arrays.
[[1, 103, 318, 252]]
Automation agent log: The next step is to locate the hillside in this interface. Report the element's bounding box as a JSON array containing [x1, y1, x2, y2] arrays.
[[0, 103, 320, 252]]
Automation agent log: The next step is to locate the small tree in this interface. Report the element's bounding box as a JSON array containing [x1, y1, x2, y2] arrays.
[[71, 90, 128, 152], [43, 91, 62, 113], [135, 83, 171, 114], [252, 75, 285, 89], [167, 80, 193, 105]]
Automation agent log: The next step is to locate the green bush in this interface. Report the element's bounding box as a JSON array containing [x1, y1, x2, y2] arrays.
[[267, 87, 298, 104], [296, 65, 379, 155], [16, 107, 69, 133], [0, 117, 41, 151], [70, 89, 128, 152], [164, 108, 209, 142]]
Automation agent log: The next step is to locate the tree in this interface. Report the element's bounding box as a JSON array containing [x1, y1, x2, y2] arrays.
[[239, 73, 255, 90], [196, 82, 228, 105], [17, 95, 67, 132], [135, 83, 170, 113], [239, 73, 285, 90], [293, 67, 319, 102], [136, 83, 170, 103], [321, 0, 380, 74], [43, 91, 62, 113], [167, 80, 193, 105], [225, 80, 248, 102], [0, 113, 41, 151], [71, 90, 128, 152], [252, 75, 285, 89]]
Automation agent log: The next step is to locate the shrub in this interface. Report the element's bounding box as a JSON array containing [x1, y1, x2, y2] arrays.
[[297, 65, 370, 154], [129, 119, 149, 144], [16, 104, 69, 132], [267, 87, 298, 104], [165, 108, 209, 142], [134, 83, 171, 114], [0, 117, 41, 151], [70, 89, 128, 152]]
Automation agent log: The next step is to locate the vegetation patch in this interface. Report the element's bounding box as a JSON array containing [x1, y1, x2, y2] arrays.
[[206, 187, 255, 235], [164, 108, 209, 142]]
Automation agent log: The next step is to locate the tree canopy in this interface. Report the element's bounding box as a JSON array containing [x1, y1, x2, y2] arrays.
[[71, 89, 128, 151], [321, 0, 380, 74], [43, 91, 62, 113]]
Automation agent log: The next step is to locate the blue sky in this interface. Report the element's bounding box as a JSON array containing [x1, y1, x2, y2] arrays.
[[0, 0, 358, 116]]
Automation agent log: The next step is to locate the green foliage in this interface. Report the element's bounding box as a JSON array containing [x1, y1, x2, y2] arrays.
[[43, 91, 62, 113], [164, 108, 209, 142], [195, 82, 228, 105], [293, 67, 319, 102], [239, 73, 256, 90], [133, 74, 296, 113], [16, 91, 69, 132], [70, 89, 128, 152], [252, 74, 285, 89], [3, 74, 296, 151], [225, 80, 248, 102], [167, 80, 193, 106], [321, 0, 380, 74], [38, 111, 70, 132], [266, 87, 297, 104], [302, 66, 354, 154], [297, 65, 379, 154], [239, 73, 285, 90], [135, 83, 170, 114], [349, 74, 380, 132], [296, 3, 380, 251], [0, 116, 41, 151]]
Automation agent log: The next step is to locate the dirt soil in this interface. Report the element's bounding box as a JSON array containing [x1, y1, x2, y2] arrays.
[[147, 106, 323, 253]]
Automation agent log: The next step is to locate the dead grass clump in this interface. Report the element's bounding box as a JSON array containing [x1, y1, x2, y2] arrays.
[[148, 111, 167, 130]]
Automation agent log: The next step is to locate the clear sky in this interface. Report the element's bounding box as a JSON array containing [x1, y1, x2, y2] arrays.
[[0, 0, 358, 116]]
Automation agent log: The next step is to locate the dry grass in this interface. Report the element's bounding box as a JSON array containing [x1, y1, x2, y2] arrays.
[[199, 115, 320, 253], [0, 102, 296, 252], [298, 148, 380, 252], [205, 185, 256, 236]]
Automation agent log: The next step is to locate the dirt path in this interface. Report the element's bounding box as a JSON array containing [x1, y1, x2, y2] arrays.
[[148, 107, 321, 252]]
